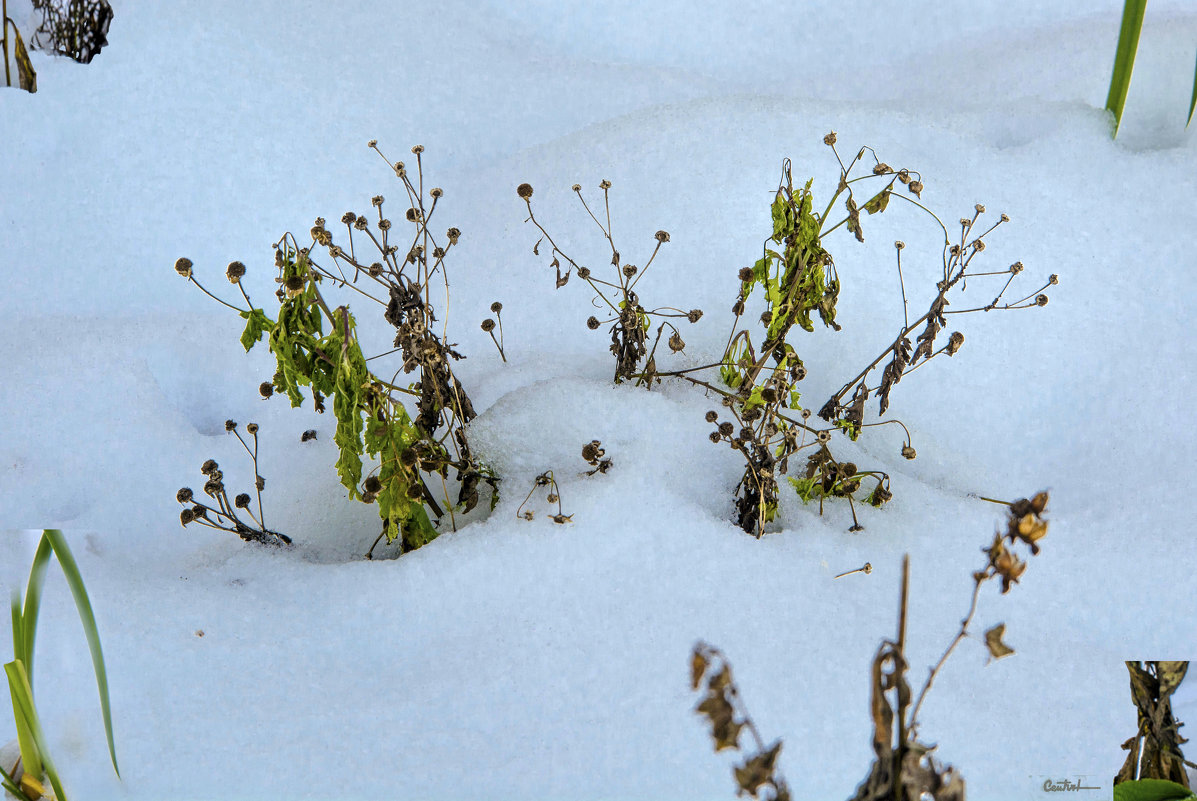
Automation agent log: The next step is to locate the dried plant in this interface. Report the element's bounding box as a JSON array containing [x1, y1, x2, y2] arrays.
[[518, 179, 702, 384], [2, 0, 37, 92], [175, 420, 291, 547], [1114, 661, 1194, 789], [642, 137, 1053, 536], [691, 643, 792, 801], [480, 301, 507, 362], [177, 142, 496, 558], [515, 470, 571, 524], [28, 0, 111, 63], [691, 491, 1050, 801]]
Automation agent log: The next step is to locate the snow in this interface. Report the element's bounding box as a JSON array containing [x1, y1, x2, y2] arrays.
[[2, 1, 1196, 799]]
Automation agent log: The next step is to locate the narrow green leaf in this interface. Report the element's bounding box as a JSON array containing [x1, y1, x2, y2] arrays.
[[19, 535, 55, 684], [1106, 0, 1147, 138], [1, 770, 26, 799], [1187, 49, 1197, 127], [5, 660, 45, 790], [43, 530, 120, 778]]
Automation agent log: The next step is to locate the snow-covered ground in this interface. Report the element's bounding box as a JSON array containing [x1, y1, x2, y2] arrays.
[[2, 2, 1196, 799]]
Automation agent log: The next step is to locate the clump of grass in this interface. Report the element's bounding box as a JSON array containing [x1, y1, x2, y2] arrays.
[[3, 530, 119, 801]]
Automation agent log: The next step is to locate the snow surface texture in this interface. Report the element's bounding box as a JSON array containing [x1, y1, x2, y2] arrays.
[[2, 1, 1196, 799]]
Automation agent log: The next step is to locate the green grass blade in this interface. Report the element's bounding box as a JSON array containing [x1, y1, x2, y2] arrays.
[[1187, 49, 1197, 127], [19, 534, 55, 684], [5, 660, 44, 787], [10, 593, 24, 668], [1106, 0, 1147, 137], [43, 530, 120, 778], [4, 660, 67, 801], [1, 770, 26, 799]]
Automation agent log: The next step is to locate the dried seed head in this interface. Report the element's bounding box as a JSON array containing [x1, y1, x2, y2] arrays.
[[174, 257, 194, 278], [378, 219, 392, 231], [895, 240, 905, 250], [1049, 274, 1059, 285], [908, 180, 923, 198], [432, 247, 445, 259], [623, 264, 637, 278], [668, 332, 685, 352], [368, 262, 383, 277], [794, 365, 807, 381], [709, 431, 722, 443], [972, 239, 986, 252], [285, 276, 305, 293], [354, 217, 369, 231], [732, 300, 745, 316], [947, 331, 964, 355], [223, 419, 236, 432], [314, 217, 326, 228], [481, 318, 496, 332], [342, 212, 357, 224], [255, 476, 265, 491], [897, 169, 911, 184], [587, 316, 601, 330], [841, 462, 858, 477], [551, 514, 572, 524], [960, 218, 971, 227], [655, 230, 670, 243], [406, 483, 424, 500], [393, 162, 406, 177], [705, 411, 719, 423], [577, 266, 591, 279], [259, 382, 274, 399], [203, 479, 222, 496], [234, 493, 251, 509], [180, 508, 196, 525], [411, 144, 424, 154], [761, 387, 777, 403], [759, 311, 772, 326], [1035, 294, 1049, 306], [362, 491, 377, 504], [801, 409, 812, 420], [687, 309, 703, 323], [1000, 213, 1010, 222], [247, 423, 259, 434], [364, 476, 382, 493], [430, 187, 443, 198], [949, 244, 961, 257], [873, 163, 892, 175], [301, 429, 317, 442], [582, 441, 602, 462], [738, 267, 754, 282], [718, 422, 735, 437], [490, 301, 503, 313], [517, 183, 534, 199], [400, 449, 419, 467], [371, 195, 385, 208], [367, 139, 378, 148], [599, 179, 612, 190], [226, 261, 246, 283], [572, 183, 582, 192], [447, 227, 461, 244], [405, 208, 418, 222], [975, 203, 986, 214], [1010, 262, 1024, 274], [816, 430, 831, 444], [823, 131, 837, 146], [201, 459, 218, 475], [739, 427, 754, 441], [177, 487, 194, 503], [902, 444, 917, 460]]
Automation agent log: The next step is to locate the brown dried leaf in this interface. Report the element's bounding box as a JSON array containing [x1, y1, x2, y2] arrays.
[[691, 648, 709, 691], [984, 623, 1015, 661], [1156, 662, 1188, 698], [734, 741, 782, 797]]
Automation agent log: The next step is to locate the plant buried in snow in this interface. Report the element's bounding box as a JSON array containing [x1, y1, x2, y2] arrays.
[[690, 643, 792, 801], [518, 180, 702, 384], [175, 420, 291, 546], [665, 137, 1051, 536], [515, 470, 571, 524], [175, 143, 495, 558]]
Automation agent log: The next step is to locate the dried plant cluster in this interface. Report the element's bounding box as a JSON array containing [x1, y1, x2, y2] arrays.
[[1115, 661, 1193, 789], [174, 421, 291, 547], [514, 440, 612, 524], [176, 143, 495, 557], [28, 0, 111, 63], [523, 136, 1055, 537], [2, 0, 37, 92], [518, 180, 703, 384], [691, 642, 792, 801], [693, 492, 1050, 801]]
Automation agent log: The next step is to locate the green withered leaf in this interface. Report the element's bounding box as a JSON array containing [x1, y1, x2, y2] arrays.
[[239, 308, 275, 351], [863, 185, 893, 215]]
